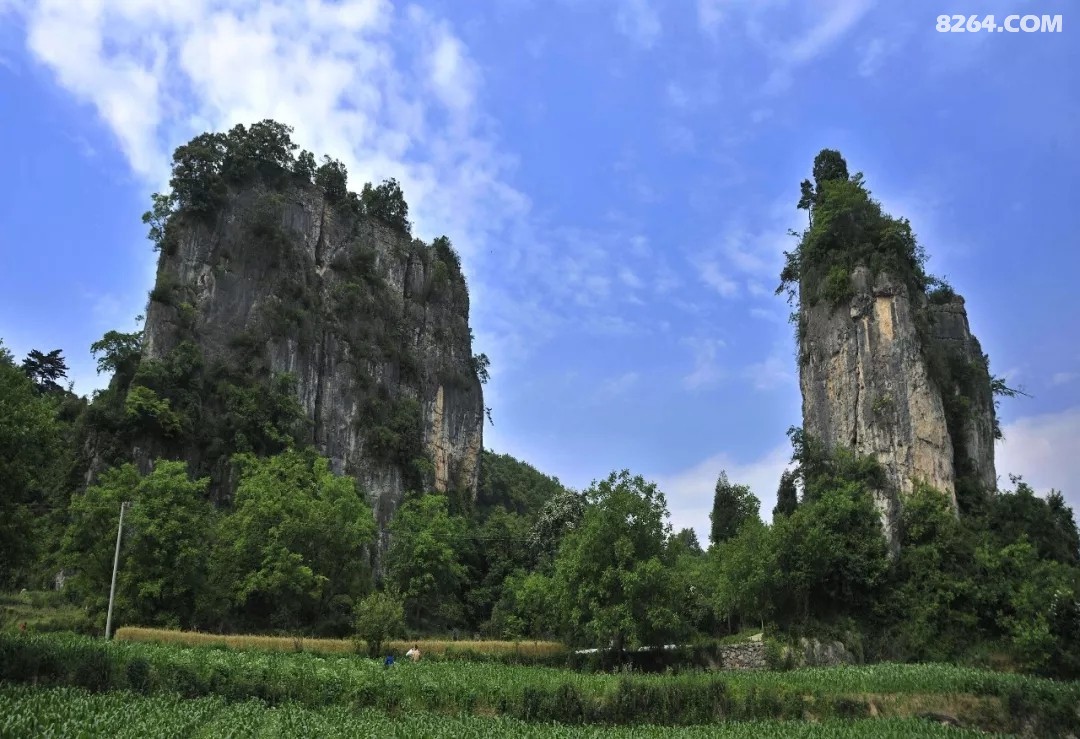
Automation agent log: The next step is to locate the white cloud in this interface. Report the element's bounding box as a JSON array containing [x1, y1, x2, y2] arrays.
[[17, 0, 656, 396], [618, 267, 644, 290], [656, 442, 793, 545], [661, 123, 696, 154], [615, 0, 661, 49], [743, 343, 796, 391], [666, 81, 692, 110], [699, 261, 740, 298], [696, 0, 874, 95], [697, 0, 724, 37], [783, 0, 873, 66], [1050, 372, 1077, 387], [996, 407, 1080, 515], [681, 336, 726, 389], [857, 37, 890, 77], [597, 371, 640, 399]]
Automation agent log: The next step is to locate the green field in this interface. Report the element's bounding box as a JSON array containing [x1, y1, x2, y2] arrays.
[[0, 684, 1005, 738], [2, 633, 1078, 735]]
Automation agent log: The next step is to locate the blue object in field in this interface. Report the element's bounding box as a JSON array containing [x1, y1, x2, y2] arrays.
[[384, 655, 394, 667]]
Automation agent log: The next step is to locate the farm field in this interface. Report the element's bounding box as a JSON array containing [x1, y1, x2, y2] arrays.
[[0, 684, 1007, 738], [116, 626, 566, 658], [2, 632, 1079, 734]]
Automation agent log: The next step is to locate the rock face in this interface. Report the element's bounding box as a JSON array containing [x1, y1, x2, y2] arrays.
[[799, 266, 996, 548], [140, 184, 484, 533], [925, 295, 997, 494]]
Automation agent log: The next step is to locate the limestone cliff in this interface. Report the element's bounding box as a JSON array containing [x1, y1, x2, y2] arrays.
[[137, 181, 484, 533], [787, 149, 998, 550], [799, 267, 955, 545]]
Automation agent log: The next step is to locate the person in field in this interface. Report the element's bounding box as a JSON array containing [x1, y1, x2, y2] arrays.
[[406, 644, 421, 662]]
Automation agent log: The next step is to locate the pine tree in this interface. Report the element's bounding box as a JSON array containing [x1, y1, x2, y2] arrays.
[[709, 472, 759, 547], [773, 470, 799, 519]]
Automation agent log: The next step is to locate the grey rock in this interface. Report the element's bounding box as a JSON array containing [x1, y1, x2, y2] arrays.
[[139, 184, 483, 541], [799, 267, 995, 552]]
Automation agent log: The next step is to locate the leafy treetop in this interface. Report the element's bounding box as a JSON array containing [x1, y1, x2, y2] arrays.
[[778, 148, 931, 308], [142, 120, 415, 250]]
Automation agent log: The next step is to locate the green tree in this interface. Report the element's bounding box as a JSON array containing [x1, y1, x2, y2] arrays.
[[464, 507, 532, 630], [21, 349, 69, 394], [316, 156, 348, 203], [552, 470, 683, 651], [492, 571, 558, 640], [0, 343, 60, 587], [216, 450, 376, 632], [353, 590, 406, 656], [294, 150, 317, 182], [385, 494, 467, 628], [122, 462, 214, 628], [60, 462, 215, 629], [987, 476, 1079, 567], [711, 518, 776, 632], [972, 537, 1079, 675], [885, 483, 979, 661], [773, 470, 799, 519], [142, 192, 176, 250], [168, 131, 228, 215], [772, 480, 889, 623], [709, 471, 759, 546], [91, 330, 142, 377], [361, 178, 410, 233], [60, 465, 141, 621], [529, 487, 585, 568], [476, 449, 569, 519], [669, 527, 703, 557]]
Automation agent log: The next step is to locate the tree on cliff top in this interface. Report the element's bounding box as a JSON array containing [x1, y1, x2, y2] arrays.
[[777, 148, 931, 308], [144, 120, 416, 244]]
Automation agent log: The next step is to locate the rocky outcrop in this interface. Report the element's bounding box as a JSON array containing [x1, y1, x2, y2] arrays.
[[139, 183, 484, 532], [781, 638, 857, 668], [799, 266, 996, 549], [926, 295, 997, 493]]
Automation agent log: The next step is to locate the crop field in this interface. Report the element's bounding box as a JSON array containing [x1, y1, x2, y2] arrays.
[[0, 684, 1007, 738], [115, 626, 566, 658], [2, 633, 1078, 735]]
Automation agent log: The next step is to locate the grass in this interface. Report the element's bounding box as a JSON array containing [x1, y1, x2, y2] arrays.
[[0, 684, 1009, 738], [115, 626, 566, 658], [0, 590, 94, 635]]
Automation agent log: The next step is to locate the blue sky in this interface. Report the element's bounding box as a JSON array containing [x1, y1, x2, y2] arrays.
[[0, 0, 1077, 540]]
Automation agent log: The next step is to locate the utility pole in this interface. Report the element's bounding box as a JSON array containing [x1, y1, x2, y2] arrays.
[[105, 501, 129, 640]]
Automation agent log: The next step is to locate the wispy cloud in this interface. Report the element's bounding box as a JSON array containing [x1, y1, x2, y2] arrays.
[[696, 0, 875, 95], [857, 37, 892, 77], [698, 261, 740, 298], [996, 406, 1080, 515], [615, 0, 661, 49], [1050, 372, 1077, 387], [682, 336, 727, 389], [742, 342, 796, 391], [597, 371, 640, 399], [661, 122, 696, 154]]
